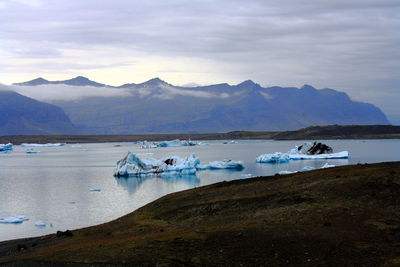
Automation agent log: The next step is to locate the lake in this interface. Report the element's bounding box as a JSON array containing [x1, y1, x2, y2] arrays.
[[1, 139, 399, 241]]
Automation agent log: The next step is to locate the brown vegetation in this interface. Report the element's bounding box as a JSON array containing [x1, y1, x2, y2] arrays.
[[1, 162, 400, 266]]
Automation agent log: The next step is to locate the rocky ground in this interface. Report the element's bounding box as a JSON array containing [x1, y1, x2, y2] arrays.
[[1, 161, 400, 266]]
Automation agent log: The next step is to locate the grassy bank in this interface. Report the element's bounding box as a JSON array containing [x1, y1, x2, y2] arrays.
[[1, 161, 400, 266]]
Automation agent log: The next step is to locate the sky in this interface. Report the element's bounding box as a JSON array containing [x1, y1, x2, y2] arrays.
[[0, 0, 399, 116]]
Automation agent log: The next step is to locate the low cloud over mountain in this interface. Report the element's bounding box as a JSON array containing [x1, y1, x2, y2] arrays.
[[7, 76, 389, 134]]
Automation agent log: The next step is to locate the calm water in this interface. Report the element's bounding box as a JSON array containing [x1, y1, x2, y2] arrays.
[[1, 139, 399, 241]]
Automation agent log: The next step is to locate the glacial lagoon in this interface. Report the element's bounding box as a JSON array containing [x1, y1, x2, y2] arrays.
[[1, 139, 400, 241]]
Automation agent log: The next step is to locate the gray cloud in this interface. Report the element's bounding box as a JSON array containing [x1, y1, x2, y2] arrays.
[[0, 0, 399, 115]]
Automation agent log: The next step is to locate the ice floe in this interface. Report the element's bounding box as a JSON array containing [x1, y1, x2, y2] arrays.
[[257, 142, 348, 164], [276, 162, 338, 175], [26, 148, 40, 154], [204, 160, 245, 170], [289, 151, 349, 160], [89, 188, 101, 192], [114, 152, 200, 177], [321, 163, 336, 168], [0, 143, 13, 152], [158, 139, 197, 147], [114, 153, 246, 176], [301, 166, 316, 172], [21, 143, 66, 147], [0, 216, 29, 224], [34, 221, 46, 227], [256, 152, 290, 163]]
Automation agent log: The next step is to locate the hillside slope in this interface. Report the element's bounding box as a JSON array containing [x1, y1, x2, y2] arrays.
[[1, 162, 399, 266], [0, 91, 78, 135]]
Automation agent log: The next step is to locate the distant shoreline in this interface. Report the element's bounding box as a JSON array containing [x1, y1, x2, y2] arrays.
[[1, 125, 400, 144]]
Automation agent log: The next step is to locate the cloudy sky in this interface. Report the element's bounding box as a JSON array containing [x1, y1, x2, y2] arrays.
[[0, 0, 399, 116]]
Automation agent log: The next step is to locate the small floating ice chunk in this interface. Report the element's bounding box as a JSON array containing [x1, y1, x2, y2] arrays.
[[301, 166, 316, 172], [21, 143, 66, 147], [90, 188, 101, 192], [321, 163, 336, 168], [26, 148, 39, 154], [256, 152, 290, 164], [0, 216, 29, 224], [158, 139, 184, 147], [206, 160, 244, 170], [34, 221, 46, 227], [0, 143, 13, 152], [197, 142, 209, 146], [289, 151, 349, 160], [241, 173, 253, 178]]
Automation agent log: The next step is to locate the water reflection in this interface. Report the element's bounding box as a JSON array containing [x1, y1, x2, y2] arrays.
[[115, 174, 200, 194]]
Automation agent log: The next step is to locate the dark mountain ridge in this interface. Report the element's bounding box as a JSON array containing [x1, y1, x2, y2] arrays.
[[10, 77, 390, 134], [0, 90, 78, 135], [14, 76, 105, 87]]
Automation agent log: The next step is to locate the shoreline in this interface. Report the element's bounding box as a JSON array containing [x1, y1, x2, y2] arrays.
[[1, 161, 400, 266], [1, 125, 400, 145]]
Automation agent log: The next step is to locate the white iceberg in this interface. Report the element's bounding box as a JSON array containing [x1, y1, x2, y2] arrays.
[[21, 143, 66, 147], [241, 173, 253, 178], [157, 139, 198, 147], [257, 142, 348, 164], [205, 160, 245, 170], [256, 152, 290, 163], [114, 152, 200, 177], [26, 148, 40, 154], [288, 151, 349, 160], [321, 163, 336, 168], [301, 166, 316, 172], [0, 143, 13, 151], [0, 215, 29, 224], [90, 188, 101, 192], [34, 221, 46, 227]]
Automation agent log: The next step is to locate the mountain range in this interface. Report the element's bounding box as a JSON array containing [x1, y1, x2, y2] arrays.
[[0, 90, 78, 135], [2, 76, 390, 134]]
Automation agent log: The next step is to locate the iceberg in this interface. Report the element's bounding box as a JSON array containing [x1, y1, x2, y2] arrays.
[[157, 139, 198, 147], [0, 143, 13, 152], [0, 215, 29, 224], [114, 152, 200, 177], [288, 151, 349, 160], [34, 221, 46, 227], [205, 160, 245, 170], [158, 139, 184, 147], [257, 142, 348, 164], [321, 162, 336, 168], [301, 166, 316, 172], [21, 143, 66, 147], [26, 148, 39, 154], [223, 140, 237, 144], [89, 188, 101, 192], [256, 152, 290, 163]]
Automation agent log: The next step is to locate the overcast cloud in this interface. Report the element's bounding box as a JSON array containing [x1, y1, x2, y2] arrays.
[[0, 0, 399, 116]]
